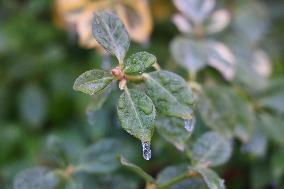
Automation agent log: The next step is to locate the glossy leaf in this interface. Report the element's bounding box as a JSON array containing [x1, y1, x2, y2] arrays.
[[77, 138, 125, 174], [123, 51, 157, 75], [73, 69, 113, 96], [173, 0, 215, 24], [143, 71, 194, 119], [119, 155, 154, 183], [206, 9, 230, 34], [172, 14, 192, 34], [171, 37, 207, 73], [194, 168, 225, 189], [92, 11, 130, 62], [117, 88, 156, 142], [156, 116, 193, 151], [259, 113, 284, 145], [14, 167, 58, 189], [233, 1, 269, 44], [241, 127, 267, 157], [259, 78, 284, 114], [191, 132, 232, 167], [198, 86, 253, 140], [205, 41, 236, 81]]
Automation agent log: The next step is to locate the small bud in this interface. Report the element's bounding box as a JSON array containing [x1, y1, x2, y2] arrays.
[[111, 67, 124, 80], [119, 78, 127, 90]]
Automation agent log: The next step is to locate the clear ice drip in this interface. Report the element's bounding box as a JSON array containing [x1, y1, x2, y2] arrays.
[[142, 141, 151, 160], [184, 118, 195, 132]]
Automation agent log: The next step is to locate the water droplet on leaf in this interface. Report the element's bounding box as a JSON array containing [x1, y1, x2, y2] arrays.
[[220, 179, 225, 189], [139, 99, 153, 115], [142, 141, 151, 160], [184, 118, 195, 132]]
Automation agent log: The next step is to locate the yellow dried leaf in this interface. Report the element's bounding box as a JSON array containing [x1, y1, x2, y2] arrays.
[[75, 1, 111, 48], [53, 0, 89, 28], [115, 0, 153, 43], [54, 0, 153, 49]]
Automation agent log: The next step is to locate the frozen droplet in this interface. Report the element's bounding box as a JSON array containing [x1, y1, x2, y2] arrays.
[[138, 99, 153, 115], [184, 118, 195, 132], [220, 179, 225, 189], [142, 141, 151, 160]]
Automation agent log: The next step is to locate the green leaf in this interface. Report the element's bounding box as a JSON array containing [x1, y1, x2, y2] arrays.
[[117, 88, 156, 142], [14, 167, 59, 189], [143, 71, 194, 119], [92, 11, 130, 62], [119, 155, 155, 183], [173, 0, 215, 24], [191, 132, 232, 167], [123, 51, 157, 75], [198, 86, 253, 141], [77, 138, 125, 174], [259, 113, 284, 145], [73, 69, 113, 96], [241, 127, 267, 157], [156, 116, 193, 151], [170, 37, 207, 73], [193, 168, 225, 189], [205, 41, 236, 81], [259, 78, 284, 114]]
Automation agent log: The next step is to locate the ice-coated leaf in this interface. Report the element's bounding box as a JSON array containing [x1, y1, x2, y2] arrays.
[[117, 88, 156, 142], [205, 41, 235, 81], [191, 132, 232, 167], [92, 11, 130, 62], [14, 167, 59, 189], [259, 113, 284, 145], [259, 78, 284, 115], [143, 71, 195, 119], [172, 14, 193, 34], [171, 37, 207, 73], [119, 155, 154, 183], [198, 86, 253, 140], [233, 1, 269, 44], [173, 0, 215, 24], [194, 168, 225, 189], [242, 127, 267, 157], [73, 69, 113, 96], [206, 9, 230, 34], [155, 116, 193, 151], [123, 51, 157, 75], [77, 138, 125, 174]]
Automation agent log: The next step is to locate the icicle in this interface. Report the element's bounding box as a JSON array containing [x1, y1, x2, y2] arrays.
[[142, 141, 151, 160], [184, 117, 195, 132]]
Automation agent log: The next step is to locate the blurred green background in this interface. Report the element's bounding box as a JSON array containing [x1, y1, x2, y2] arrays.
[[0, 0, 284, 189]]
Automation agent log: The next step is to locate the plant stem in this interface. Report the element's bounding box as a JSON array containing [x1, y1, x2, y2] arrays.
[[125, 74, 144, 82], [153, 63, 161, 71]]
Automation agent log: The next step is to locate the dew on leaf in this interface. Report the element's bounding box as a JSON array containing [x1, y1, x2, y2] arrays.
[[184, 118, 195, 132], [142, 141, 151, 160], [138, 99, 153, 115], [220, 179, 225, 189]]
